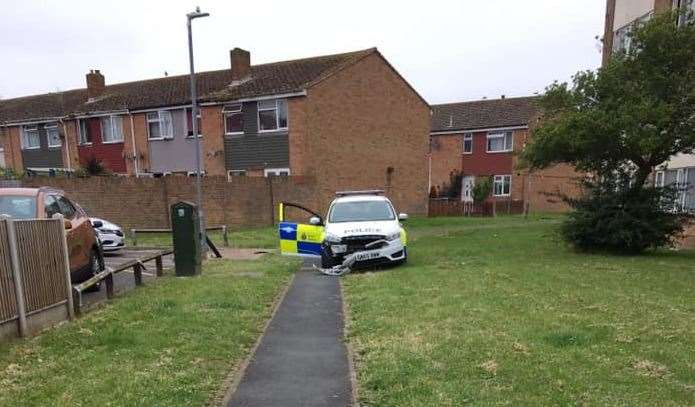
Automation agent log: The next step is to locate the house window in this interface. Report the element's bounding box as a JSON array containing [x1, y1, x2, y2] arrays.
[[186, 108, 203, 137], [223, 104, 244, 135], [613, 12, 653, 53], [78, 120, 92, 145], [46, 123, 61, 148], [100, 116, 124, 143], [674, 0, 695, 26], [487, 132, 513, 153], [655, 171, 665, 187], [264, 168, 290, 177], [147, 111, 173, 140], [257, 99, 288, 132], [227, 170, 247, 178], [21, 125, 40, 150], [463, 133, 473, 154], [493, 175, 511, 196]]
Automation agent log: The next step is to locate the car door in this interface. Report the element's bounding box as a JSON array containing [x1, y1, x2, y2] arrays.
[[278, 202, 324, 256], [56, 195, 92, 272]]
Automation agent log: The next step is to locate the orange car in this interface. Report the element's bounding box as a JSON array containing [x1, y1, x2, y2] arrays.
[[0, 187, 104, 283]]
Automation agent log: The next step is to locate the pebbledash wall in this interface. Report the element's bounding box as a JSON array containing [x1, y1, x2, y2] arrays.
[[20, 175, 427, 230]]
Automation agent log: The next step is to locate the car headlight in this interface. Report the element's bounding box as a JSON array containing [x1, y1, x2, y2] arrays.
[[386, 232, 401, 241], [324, 232, 341, 243]]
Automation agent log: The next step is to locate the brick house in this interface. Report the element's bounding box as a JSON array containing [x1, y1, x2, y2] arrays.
[[429, 96, 579, 212], [0, 47, 430, 214]]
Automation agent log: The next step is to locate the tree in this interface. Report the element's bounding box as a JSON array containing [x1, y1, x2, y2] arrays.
[[521, 10, 695, 252], [472, 176, 492, 203]]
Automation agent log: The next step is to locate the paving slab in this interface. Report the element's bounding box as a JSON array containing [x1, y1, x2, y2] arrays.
[[227, 258, 352, 407]]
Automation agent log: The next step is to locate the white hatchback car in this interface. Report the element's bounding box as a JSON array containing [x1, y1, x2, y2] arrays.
[[90, 217, 125, 252]]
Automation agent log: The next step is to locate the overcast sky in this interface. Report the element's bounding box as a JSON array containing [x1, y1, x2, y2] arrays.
[[0, 0, 606, 104]]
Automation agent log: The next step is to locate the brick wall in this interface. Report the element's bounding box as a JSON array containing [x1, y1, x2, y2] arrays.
[[201, 106, 227, 176], [3, 126, 23, 172], [681, 222, 695, 249], [21, 175, 319, 230], [303, 52, 431, 216], [429, 134, 462, 193]]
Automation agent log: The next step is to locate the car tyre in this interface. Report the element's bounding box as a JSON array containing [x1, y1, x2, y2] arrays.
[[320, 251, 340, 269], [85, 249, 103, 293]]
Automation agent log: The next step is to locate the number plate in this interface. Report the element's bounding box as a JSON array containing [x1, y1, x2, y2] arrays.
[[355, 251, 380, 261]]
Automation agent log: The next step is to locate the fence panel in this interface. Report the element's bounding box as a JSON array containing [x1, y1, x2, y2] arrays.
[[428, 199, 525, 218], [0, 220, 18, 323], [14, 219, 68, 314]]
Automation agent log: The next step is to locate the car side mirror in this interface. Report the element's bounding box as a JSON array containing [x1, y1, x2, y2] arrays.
[[64, 219, 73, 230], [92, 220, 103, 228], [309, 216, 322, 226], [398, 213, 409, 221]]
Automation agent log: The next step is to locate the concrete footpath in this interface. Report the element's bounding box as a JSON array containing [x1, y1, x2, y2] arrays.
[[227, 259, 352, 407]]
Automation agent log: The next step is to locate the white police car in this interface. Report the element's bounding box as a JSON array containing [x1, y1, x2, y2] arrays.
[[278, 190, 408, 269]]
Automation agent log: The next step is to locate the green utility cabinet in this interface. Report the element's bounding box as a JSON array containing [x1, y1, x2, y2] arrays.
[[171, 201, 202, 276]]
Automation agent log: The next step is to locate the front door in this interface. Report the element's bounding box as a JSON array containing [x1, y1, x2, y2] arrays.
[[462, 176, 475, 202], [278, 202, 325, 257]]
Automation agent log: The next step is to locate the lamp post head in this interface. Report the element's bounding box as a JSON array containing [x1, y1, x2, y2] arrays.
[[187, 7, 210, 20]]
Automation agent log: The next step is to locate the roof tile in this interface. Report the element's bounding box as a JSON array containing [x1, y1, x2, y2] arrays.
[[431, 96, 539, 133]]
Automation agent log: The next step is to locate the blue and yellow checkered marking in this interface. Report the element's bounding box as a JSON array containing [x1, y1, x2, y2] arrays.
[[279, 221, 324, 256]]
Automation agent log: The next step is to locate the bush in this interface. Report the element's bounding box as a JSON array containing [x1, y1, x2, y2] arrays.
[[472, 177, 492, 203], [80, 157, 110, 176], [561, 183, 687, 254], [0, 167, 21, 179]]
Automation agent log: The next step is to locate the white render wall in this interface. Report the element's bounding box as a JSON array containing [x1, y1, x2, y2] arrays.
[[614, 0, 655, 29]]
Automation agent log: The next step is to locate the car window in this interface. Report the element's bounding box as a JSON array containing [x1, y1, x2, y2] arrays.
[[0, 196, 37, 219], [328, 200, 395, 223], [44, 195, 62, 219], [56, 196, 77, 219]]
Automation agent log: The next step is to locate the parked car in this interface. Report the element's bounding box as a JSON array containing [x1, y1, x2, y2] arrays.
[[0, 187, 104, 283], [278, 190, 408, 269], [90, 217, 125, 252]]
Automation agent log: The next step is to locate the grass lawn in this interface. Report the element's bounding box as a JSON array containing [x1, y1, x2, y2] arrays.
[[129, 226, 277, 249], [343, 215, 695, 406], [0, 255, 299, 406]]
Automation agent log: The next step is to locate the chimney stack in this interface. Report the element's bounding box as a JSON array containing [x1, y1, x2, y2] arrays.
[[230, 48, 250, 81], [86, 69, 105, 99]]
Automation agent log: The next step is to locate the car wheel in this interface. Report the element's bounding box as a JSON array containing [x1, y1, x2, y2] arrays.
[[85, 250, 102, 292], [320, 251, 340, 269]]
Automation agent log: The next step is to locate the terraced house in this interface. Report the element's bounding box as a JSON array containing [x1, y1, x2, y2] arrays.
[[603, 0, 695, 212], [0, 47, 431, 213], [429, 96, 579, 212]]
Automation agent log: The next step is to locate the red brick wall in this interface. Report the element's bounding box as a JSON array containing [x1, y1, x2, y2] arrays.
[[201, 106, 226, 176], [3, 126, 23, 172], [429, 134, 462, 193], [21, 175, 319, 230], [303, 52, 431, 216]]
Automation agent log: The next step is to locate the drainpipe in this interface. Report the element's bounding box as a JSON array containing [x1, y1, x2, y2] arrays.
[[58, 118, 72, 171], [129, 112, 140, 177]]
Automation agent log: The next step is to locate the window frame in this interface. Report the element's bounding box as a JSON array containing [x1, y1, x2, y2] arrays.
[[100, 115, 124, 144], [223, 103, 244, 136], [78, 119, 92, 146], [486, 131, 513, 153], [45, 122, 62, 148], [264, 167, 291, 177], [462, 133, 473, 154], [257, 99, 288, 133], [492, 175, 512, 197], [147, 110, 174, 140], [655, 170, 665, 187], [21, 125, 41, 150], [227, 170, 247, 178], [185, 108, 203, 138]]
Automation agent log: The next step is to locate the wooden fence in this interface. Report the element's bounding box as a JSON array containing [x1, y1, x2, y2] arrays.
[[0, 216, 73, 340], [428, 199, 526, 218]]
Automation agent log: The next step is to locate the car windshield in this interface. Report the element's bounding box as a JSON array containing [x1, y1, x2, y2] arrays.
[[329, 200, 395, 223], [0, 196, 37, 219]]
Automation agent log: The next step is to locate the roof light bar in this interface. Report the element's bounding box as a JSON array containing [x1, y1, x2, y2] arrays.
[[335, 190, 385, 197]]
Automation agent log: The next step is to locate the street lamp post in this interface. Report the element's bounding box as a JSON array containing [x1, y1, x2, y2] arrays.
[[187, 7, 210, 252]]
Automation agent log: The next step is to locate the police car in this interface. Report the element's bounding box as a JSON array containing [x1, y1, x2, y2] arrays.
[[278, 190, 408, 269]]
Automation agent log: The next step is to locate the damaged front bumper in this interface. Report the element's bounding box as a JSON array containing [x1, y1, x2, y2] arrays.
[[323, 236, 406, 268]]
